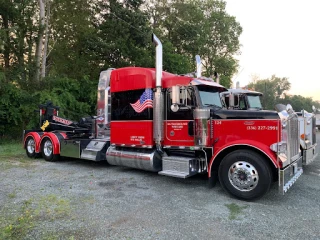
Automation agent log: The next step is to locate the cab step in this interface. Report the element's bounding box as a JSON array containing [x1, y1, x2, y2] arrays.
[[158, 156, 198, 178]]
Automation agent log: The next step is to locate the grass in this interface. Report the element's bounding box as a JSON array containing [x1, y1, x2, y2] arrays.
[[0, 142, 24, 158], [0, 141, 34, 170], [0, 200, 34, 240], [225, 203, 248, 220], [0, 195, 73, 240]]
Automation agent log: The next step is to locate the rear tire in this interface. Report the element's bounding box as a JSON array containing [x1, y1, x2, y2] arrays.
[[25, 136, 39, 158], [218, 150, 272, 200], [41, 137, 59, 162]]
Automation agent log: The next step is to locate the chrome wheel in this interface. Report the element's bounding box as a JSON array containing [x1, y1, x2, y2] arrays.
[[228, 161, 259, 192], [26, 136, 38, 158], [43, 139, 53, 157], [27, 138, 35, 155]]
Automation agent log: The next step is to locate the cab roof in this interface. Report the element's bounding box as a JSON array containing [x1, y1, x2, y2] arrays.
[[221, 88, 263, 96], [110, 67, 227, 92]]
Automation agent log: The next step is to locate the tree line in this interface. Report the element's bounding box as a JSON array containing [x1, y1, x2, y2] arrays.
[[247, 75, 320, 112], [0, 0, 318, 140]]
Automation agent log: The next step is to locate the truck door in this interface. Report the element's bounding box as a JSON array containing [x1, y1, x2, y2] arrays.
[[163, 87, 195, 147]]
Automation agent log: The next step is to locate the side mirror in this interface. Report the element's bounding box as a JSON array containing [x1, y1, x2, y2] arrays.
[[233, 94, 239, 108], [171, 86, 180, 112], [229, 93, 234, 109]]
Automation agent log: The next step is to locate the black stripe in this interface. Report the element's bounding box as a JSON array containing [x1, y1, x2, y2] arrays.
[[53, 132, 65, 142]]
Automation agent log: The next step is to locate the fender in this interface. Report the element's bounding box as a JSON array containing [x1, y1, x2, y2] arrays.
[[208, 139, 279, 177], [40, 132, 67, 155], [24, 132, 44, 153]]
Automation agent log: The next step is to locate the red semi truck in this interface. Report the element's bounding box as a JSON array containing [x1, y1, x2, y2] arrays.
[[24, 34, 303, 200]]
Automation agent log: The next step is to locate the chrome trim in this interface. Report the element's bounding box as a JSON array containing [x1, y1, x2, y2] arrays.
[[195, 55, 202, 78], [302, 144, 318, 165], [96, 68, 114, 139], [26, 138, 35, 154], [152, 34, 164, 146], [106, 146, 162, 172], [152, 34, 162, 88], [43, 139, 53, 157], [279, 156, 303, 194], [228, 161, 259, 192]]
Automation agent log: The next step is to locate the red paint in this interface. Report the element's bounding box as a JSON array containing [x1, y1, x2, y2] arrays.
[[208, 119, 281, 175], [163, 120, 194, 147], [110, 67, 189, 92], [59, 132, 68, 139], [24, 132, 42, 153], [40, 132, 61, 154], [110, 121, 153, 146]]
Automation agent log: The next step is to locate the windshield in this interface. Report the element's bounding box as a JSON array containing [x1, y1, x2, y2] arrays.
[[247, 95, 262, 109], [198, 86, 223, 108]]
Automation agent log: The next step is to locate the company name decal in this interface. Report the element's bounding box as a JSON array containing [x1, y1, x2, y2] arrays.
[[53, 116, 73, 125]]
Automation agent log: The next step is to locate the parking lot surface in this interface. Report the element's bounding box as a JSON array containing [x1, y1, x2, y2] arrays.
[[1, 133, 320, 239]]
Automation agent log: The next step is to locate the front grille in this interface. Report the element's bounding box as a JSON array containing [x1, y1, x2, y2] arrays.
[[312, 116, 316, 145], [287, 115, 299, 162]]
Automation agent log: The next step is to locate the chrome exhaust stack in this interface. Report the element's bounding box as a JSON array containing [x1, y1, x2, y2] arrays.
[[96, 68, 114, 139], [195, 55, 202, 78], [152, 34, 164, 147]]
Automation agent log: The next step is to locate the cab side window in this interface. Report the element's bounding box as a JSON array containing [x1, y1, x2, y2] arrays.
[[239, 95, 247, 109], [166, 87, 195, 120]]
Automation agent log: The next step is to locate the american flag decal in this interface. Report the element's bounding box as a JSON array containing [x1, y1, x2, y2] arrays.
[[130, 89, 153, 113]]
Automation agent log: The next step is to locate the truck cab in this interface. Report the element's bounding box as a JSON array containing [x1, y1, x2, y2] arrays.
[[221, 88, 263, 110], [221, 88, 318, 165]]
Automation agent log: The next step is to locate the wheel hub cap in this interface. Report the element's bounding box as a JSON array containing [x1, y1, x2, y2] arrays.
[[27, 139, 35, 153], [228, 161, 259, 192], [44, 140, 53, 156]]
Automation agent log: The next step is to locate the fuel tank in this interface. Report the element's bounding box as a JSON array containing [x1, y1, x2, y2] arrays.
[[106, 146, 162, 172]]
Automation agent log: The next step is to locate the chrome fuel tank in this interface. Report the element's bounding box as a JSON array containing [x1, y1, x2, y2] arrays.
[[106, 146, 162, 172]]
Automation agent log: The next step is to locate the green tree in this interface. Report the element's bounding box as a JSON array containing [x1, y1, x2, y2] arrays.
[[91, 0, 153, 70], [49, 0, 99, 79], [248, 75, 291, 110], [149, 0, 242, 87], [280, 95, 320, 112]]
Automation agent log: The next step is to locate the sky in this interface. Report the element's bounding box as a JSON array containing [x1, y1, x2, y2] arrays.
[[225, 0, 320, 101]]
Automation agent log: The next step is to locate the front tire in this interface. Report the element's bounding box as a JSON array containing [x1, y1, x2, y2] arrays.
[[25, 136, 39, 158], [41, 137, 59, 162], [218, 150, 272, 200]]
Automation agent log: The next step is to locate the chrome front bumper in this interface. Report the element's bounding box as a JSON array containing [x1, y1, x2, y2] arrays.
[[302, 143, 318, 165], [279, 156, 303, 194]]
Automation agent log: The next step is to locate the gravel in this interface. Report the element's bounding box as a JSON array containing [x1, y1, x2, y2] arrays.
[[1, 133, 320, 240]]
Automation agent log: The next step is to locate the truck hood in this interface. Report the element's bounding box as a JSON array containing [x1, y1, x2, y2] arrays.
[[211, 109, 279, 119]]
